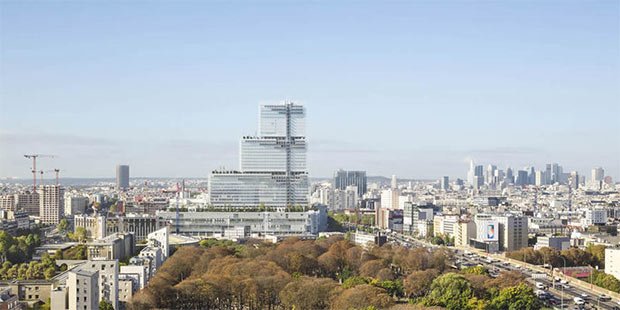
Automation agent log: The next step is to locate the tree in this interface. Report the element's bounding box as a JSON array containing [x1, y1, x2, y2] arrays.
[[69, 227, 88, 243], [360, 259, 386, 278], [57, 219, 69, 235], [379, 279, 404, 297], [99, 300, 115, 310], [424, 273, 474, 310], [484, 270, 526, 295], [489, 284, 541, 310], [592, 270, 620, 292], [462, 266, 488, 275], [279, 277, 339, 310], [404, 269, 439, 297], [586, 244, 606, 268], [562, 247, 595, 267], [342, 276, 369, 288], [330, 285, 394, 310]]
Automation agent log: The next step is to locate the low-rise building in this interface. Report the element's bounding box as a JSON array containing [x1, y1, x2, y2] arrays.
[[535, 236, 571, 251], [0, 287, 19, 310], [87, 233, 135, 261], [0, 280, 53, 306], [350, 232, 387, 248], [157, 206, 327, 238]]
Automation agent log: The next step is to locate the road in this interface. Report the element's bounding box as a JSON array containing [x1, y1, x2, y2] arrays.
[[385, 231, 620, 310]]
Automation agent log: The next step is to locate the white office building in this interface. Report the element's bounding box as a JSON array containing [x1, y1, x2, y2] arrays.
[[582, 208, 607, 226]]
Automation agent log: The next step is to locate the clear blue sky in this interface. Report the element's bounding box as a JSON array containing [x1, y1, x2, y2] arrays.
[[1, 1, 619, 180]]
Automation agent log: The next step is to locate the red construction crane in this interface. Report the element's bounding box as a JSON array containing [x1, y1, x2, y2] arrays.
[[23, 154, 56, 191]]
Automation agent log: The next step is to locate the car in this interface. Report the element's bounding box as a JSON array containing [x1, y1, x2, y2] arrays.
[[599, 294, 611, 302], [573, 297, 585, 305], [536, 282, 546, 289], [562, 284, 570, 289], [580, 293, 588, 300], [560, 279, 569, 284], [554, 277, 562, 282]]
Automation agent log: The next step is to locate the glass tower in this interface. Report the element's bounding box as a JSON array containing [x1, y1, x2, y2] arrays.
[[209, 102, 309, 208]]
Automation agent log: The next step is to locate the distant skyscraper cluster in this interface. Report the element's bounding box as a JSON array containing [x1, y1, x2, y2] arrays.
[[208, 102, 309, 207], [333, 169, 367, 198], [465, 160, 611, 190]]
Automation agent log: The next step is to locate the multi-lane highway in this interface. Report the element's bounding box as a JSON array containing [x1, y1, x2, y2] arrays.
[[385, 231, 620, 310]]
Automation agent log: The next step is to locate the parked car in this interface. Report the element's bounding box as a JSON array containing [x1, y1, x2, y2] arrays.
[[599, 294, 611, 302]]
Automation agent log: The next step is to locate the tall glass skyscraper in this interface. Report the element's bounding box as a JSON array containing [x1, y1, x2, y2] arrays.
[[116, 165, 129, 190], [209, 102, 309, 208], [333, 169, 367, 197]]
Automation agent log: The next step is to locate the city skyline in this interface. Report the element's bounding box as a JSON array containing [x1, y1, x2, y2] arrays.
[[1, 1, 619, 179]]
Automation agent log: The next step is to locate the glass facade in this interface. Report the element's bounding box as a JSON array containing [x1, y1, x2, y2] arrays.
[[209, 102, 309, 208], [259, 103, 305, 137], [209, 172, 308, 207], [240, 137, 306, 172]]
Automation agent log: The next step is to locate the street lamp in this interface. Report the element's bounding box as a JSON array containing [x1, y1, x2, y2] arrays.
[[590, 265, 598, 290]]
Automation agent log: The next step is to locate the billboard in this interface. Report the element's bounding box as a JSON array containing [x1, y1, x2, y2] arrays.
[[477, 220, 499, 242]]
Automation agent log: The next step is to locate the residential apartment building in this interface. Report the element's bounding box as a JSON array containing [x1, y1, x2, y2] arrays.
[[38, 185, 64, 224]]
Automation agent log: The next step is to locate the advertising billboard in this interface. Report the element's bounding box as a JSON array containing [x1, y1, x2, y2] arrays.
[[477, 220, 499, 242]]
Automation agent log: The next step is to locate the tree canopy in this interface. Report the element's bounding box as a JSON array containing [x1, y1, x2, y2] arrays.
[[127, 236, 541, 310]]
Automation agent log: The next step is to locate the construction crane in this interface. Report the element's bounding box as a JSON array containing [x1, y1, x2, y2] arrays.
[[39, 169, 61, 186], [23, 154, 55, 191]]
